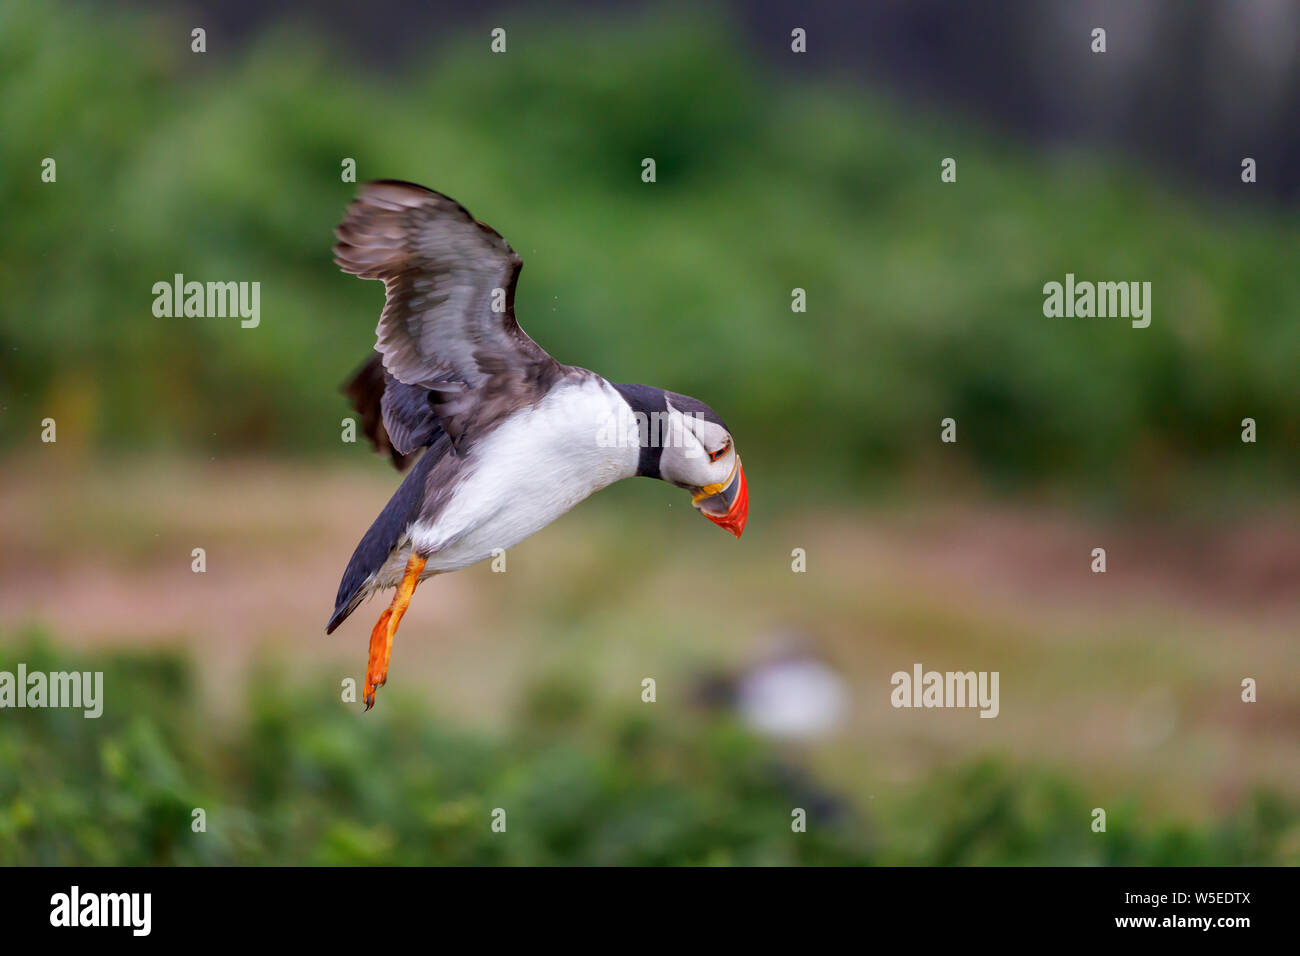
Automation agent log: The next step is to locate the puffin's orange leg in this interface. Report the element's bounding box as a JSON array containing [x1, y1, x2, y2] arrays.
[[363, 553, 427, 710], [363, 609, 392, 710]]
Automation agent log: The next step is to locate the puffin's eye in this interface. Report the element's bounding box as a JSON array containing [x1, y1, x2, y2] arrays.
[[708, 440, 731, 463]]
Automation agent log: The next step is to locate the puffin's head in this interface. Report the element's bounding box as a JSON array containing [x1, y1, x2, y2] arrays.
[[613, 384, 748, 538], [658, 406, 748, 538]]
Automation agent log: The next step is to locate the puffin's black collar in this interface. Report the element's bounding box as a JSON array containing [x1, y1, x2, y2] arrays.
[[611, 383, 668, 479]]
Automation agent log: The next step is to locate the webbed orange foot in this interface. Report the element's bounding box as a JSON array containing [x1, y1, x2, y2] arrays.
[[364, 608, 393, 710], [360, 553, 427, 711]]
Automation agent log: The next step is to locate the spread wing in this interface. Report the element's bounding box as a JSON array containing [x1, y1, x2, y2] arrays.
[[333, 180, 561, 450]]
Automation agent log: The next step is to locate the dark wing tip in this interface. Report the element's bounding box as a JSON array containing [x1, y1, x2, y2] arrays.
[[342, 352, 414, 471], [332, 180, 483, 280], [361, 180, 473, 216], [365, 178, 435, 193]]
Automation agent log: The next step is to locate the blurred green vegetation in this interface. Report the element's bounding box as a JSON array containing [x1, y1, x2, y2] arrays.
[[1, 2, 1297, 501], [2, 638, 1295, 865]]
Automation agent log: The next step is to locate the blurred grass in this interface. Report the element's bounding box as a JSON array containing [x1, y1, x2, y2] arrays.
[[1, 1, 1298, 506], [2, 637, 1295, 865], [4, 456, 1297, 830]]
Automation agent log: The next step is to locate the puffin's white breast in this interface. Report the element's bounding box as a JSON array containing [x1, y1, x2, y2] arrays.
[[411, 375, 639, 571]]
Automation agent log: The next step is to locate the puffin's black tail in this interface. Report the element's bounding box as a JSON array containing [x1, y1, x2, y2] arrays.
[[326, 444, 440, 634], [329, 350, 450, 633]]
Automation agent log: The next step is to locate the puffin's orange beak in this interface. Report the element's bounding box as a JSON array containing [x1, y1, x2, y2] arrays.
[[693, 459, 748, 538]]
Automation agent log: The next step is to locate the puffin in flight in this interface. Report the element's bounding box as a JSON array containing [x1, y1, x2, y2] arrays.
[[326, 181, 748, 709]]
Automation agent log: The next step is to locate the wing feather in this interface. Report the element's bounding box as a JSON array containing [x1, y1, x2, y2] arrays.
[[334, 181, 559, 447]]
